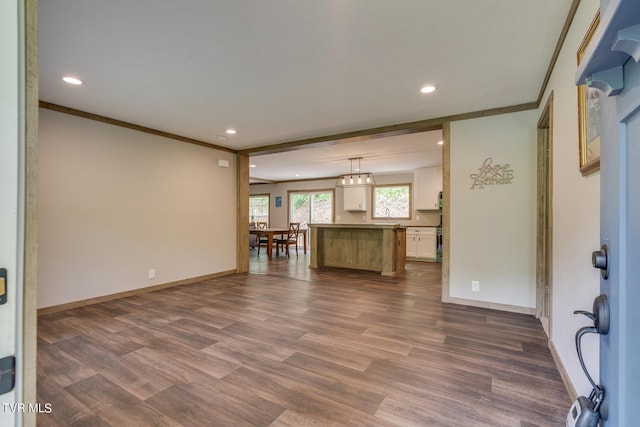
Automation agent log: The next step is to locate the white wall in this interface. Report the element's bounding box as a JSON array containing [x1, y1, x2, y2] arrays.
[[449, 110, 538, 309], [538, 0, 601, 396], [250, 171, 441, 228], [38, 109, 237, 308]]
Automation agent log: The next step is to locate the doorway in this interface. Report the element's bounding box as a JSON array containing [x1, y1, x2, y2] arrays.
[[536, 93, 554, 336]]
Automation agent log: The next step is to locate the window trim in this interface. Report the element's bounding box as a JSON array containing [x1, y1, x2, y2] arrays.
[[249, 193, 270, 225], [287, 188, 336, 225], [371, 183, 412, 220]]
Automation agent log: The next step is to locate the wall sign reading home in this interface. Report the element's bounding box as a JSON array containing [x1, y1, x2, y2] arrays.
[[470, 157, 514, 190]]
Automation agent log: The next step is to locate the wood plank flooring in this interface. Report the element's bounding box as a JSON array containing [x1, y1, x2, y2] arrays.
[[37, 256, 570, 426]]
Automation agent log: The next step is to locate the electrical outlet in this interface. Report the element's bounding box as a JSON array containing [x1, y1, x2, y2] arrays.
[[472, 280, 480, 292], [148, 269, 156, 279], [416, 215, 420, 220]]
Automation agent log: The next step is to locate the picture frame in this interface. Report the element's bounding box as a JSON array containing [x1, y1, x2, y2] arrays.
[[577, 11, 601, 176]]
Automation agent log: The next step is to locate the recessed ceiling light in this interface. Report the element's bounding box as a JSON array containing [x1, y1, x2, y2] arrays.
[[295, 174, 301, 177], [62, 76, 83, 85], [225, 129, 237, 135], [437, 140, 444, 145], [420, 85, 436, 94], [249, 164, 257, 168]]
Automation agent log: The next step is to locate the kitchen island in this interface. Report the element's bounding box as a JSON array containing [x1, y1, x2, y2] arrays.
[[308, 223, 406, 276]]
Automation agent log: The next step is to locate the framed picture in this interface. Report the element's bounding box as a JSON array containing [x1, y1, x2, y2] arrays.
[[577, 11, 600, 176]]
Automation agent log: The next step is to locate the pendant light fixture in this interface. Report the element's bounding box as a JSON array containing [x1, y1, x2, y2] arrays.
[[336, 157, 376, 187]]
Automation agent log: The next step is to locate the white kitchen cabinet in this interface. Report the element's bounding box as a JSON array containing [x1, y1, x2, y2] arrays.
[[414, 167, 442, 210], [406, 227, 436, 260], [343, 187, 367, 211]]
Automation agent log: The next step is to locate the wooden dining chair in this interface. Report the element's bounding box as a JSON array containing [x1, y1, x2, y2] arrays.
[[256, 222, 271, 256], [277, 222, 301, 257], [249, 222, 257, 248]]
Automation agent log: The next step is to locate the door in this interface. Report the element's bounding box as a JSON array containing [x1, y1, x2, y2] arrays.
[[343, 187, 366, 211], [406, 230, 417, 257], [0, 0, 24, 424], [536, 94, 553, 336], [597, 58, 640, 425], [289, 190, 334, 250], [289, 190, 335, 229], [414, 167, 442, 210], [416, 229, 436, 259]]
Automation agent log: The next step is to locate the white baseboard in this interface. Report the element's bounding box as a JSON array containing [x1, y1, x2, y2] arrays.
[[442, 295, 535, 315]]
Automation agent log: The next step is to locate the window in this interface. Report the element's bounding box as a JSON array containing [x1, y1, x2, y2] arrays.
[[372, 184, 411, 219], [289, 190, 334, 229], [249, 194, 269, 224]]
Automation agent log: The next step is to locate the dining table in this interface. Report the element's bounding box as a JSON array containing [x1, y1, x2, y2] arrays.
[[249, 227, 307, 260]]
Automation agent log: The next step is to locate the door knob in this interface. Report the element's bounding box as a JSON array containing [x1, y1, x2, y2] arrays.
[[592, 244, 609, 279]]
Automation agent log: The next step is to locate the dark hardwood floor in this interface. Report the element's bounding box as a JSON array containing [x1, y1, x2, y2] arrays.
[[37, 253, 570, 426]]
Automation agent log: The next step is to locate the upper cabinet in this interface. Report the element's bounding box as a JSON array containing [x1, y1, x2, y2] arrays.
[[343, 186, 367, 211], [414, 167, 442, 211]]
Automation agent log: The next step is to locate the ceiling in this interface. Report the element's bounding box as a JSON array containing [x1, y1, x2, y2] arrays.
[[39, 0, 573, 181], [250, 129, 443, 183]]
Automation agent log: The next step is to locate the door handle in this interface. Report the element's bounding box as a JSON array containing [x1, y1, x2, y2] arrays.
[[592, 244, 609, 279], [574, 294, 610, 335], [570, 294, 610, 424]]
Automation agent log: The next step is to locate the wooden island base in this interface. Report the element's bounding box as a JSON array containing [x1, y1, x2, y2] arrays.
[[309, 223, 406, 276]]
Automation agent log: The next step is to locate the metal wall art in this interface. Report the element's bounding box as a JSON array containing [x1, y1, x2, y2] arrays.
[[469, 157, 514, 190]]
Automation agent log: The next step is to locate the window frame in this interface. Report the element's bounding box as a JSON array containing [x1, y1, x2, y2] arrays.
[[249, 193, 270, 225], [371, 183, 412, 220], [287, 188, 336, 226]]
